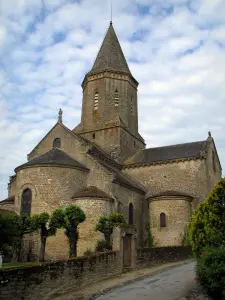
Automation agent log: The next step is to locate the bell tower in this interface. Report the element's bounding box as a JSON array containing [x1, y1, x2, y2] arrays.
[[74, 22, 145, 162]]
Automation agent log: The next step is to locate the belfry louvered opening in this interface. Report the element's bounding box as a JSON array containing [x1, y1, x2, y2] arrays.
[[114, 89, 119, 107], [94, 90, 99, 110]]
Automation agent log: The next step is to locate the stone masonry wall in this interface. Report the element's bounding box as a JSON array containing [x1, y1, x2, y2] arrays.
[[15, 166, 87, 259], [28, 123, 89, 164], [0, 202, 15, 212], [0, 251, 122, 300], [8, 177, 17, 198], [148, 196, 192, 247], [137, 246, 192, 267], [86, 155, 114, 194], [73, 198, 114, 256], [112, 183, 145, 246], [123, 159, 208, 209], [205, 141, 222, 192]]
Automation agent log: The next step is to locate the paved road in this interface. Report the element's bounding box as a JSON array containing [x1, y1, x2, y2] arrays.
[[95, 262, 196, 300]]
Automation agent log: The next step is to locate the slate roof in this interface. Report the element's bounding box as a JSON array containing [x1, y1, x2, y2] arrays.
[[87, 23, 132, 76], [124, 140, 207, 166], [72, 186, 113, 199], [92, 156, 145, 194], [0, 195, 15, 204], [15, 148, 89, 172]]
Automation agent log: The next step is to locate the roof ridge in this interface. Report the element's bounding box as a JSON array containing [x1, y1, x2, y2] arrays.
[[144, 140, 206, 151]]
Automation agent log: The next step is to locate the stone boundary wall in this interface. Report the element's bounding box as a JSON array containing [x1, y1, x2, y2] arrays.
[[137, 246, 192, 267], [0, 251, 122, 300]]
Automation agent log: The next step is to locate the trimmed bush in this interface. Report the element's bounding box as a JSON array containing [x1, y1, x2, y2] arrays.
[[196, 246, 225, 300], [189, 178, 225, 257], [83, 248, 94, 257], [95, 240, 112, 252]]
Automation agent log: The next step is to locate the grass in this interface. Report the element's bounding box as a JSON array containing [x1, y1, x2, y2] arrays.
[[1, 261, 41, 270]]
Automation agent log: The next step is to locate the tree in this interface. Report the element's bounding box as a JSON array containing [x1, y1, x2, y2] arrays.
[[10, 214, 35, 262], [95, 213, 126, 244], [189, 178, 225, 257], [0, 213, 20, 256], [31, 212, 57, 262], [51, 205, 86, 258]]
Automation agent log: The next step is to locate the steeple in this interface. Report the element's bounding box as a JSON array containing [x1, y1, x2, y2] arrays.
[[87, 22, 132, 77], [77, 23, 145, 162]]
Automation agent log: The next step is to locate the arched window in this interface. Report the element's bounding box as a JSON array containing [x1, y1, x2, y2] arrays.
[[21, 189, 32, 216], [92, 133, 95, 139], [114, 89, 119, 107], [212, 151, 216, 172], [94, 90, 99, 110], [128, 203, 134, 225], [160, 212, 166, 228], [53, 138, 61, 148]]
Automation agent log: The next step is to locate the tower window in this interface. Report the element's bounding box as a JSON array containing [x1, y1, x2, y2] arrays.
[[21, 189, 32, 216], [128, 203, 134, 225], [53, 138, 61, 148], [94, 90, 99, 110], [114, 89, 119, 107], [160, 212, 166, 228], [92, 133, 95, 139]]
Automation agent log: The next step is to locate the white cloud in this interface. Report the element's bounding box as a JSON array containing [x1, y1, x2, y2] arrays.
[[0, 0, 225, 200]]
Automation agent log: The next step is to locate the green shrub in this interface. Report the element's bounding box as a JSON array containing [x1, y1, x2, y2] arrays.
[[83, 248, 93, 257], [95, 213, 126, 244], [145, 222, 154, 247], [95, 240, 112, 252], [181, 224, 190, 246], [196, 246, 225, 300], [189, 178, 225, 257]]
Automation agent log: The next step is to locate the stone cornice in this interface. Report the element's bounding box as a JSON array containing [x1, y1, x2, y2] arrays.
[[147, 195, 193, 203], [15, 164, 90, 173], [82, 70, 138, 90], [123, 156, 205, 169]]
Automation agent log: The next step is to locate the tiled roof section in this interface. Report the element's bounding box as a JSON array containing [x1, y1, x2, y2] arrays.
[[146, 190, 193, 199], [124, 140, 207, 166], [94, 157, 146, 194], [15, 148, 89, 172], [72, 186, 112, 199], [87, 23, 132, 76], [0, 195, 15, 204]]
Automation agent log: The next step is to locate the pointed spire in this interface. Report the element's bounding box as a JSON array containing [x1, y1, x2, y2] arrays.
[[58, 108, 63, 124], [87, 23, 131, 76]]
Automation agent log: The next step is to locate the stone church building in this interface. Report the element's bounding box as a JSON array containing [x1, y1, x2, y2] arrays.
[[0, 22, 222, 259]]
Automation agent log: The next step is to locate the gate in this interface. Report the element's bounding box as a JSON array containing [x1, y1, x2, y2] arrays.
[[123, 234, 132, 267]]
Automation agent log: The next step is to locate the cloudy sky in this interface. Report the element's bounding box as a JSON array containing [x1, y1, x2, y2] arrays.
[[0, 0, 225, 200]]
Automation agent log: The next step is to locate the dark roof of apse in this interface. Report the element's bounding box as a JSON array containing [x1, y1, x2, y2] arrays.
[[72, 186, 113, 199], [15, 148, 89, 172], [87, 22, 132, 76], [0, 195, 15, 204], [124, 140, 207, 166]]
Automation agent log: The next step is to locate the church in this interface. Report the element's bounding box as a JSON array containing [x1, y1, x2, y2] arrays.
[[0, 22, 222, 259]]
